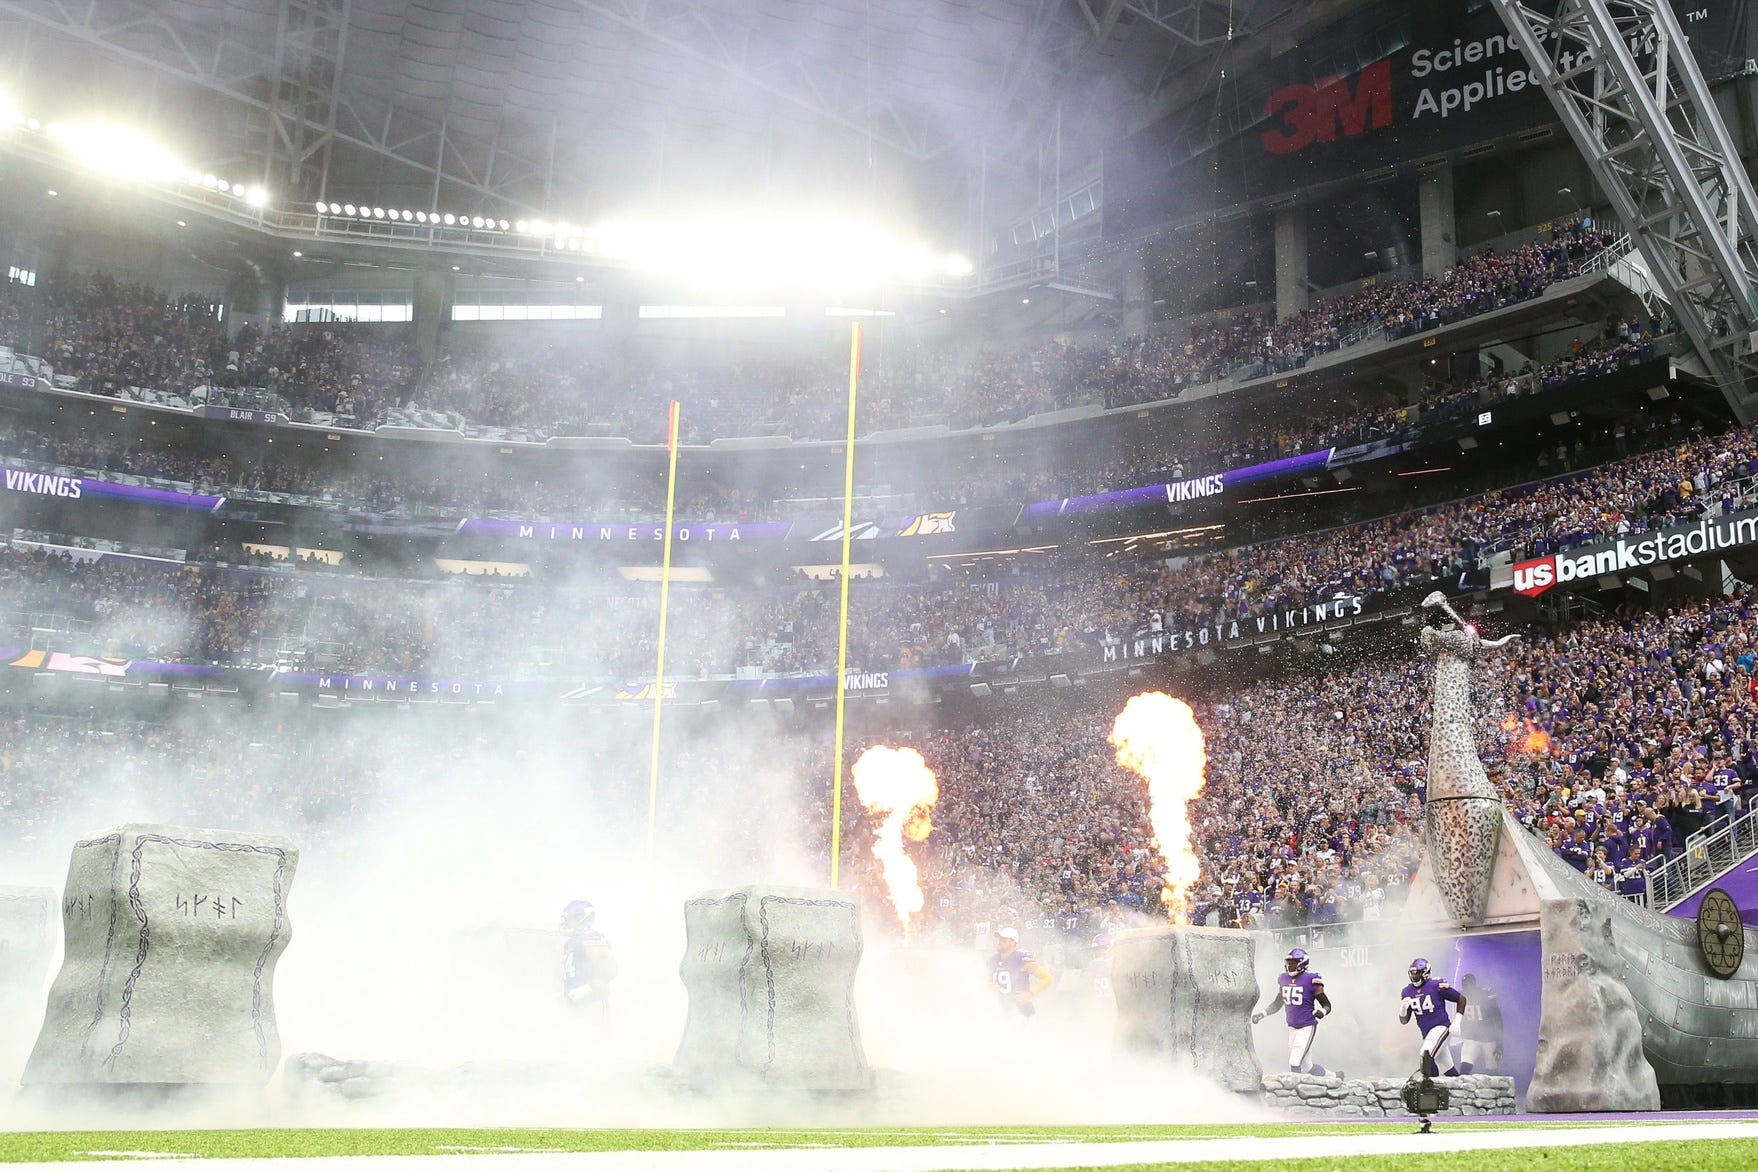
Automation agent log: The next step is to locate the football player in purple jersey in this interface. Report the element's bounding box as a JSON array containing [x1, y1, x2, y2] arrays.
[[988, 927, 1055, 1018], [1399, 956, 1466, 1077], [1251, 947, 1334, 1075], [1086, 933, 1114, 999]]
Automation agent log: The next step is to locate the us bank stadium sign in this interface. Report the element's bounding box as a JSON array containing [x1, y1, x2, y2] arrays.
[[1101, 596, 1366, 662], [1510, 509, 1758, 597]]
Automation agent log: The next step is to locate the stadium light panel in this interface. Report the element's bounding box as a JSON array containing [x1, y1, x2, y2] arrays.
[[416, 211, 428, 223], [231, 183, 245, 196], [45, 121, 186, 182], [638, 305, 786, 319], [313, 201, 327, 214], [590, 215, 974, 291], [343, 204, 357, 216], [245, 186, 267, 207], [443, 213, 456, 225]]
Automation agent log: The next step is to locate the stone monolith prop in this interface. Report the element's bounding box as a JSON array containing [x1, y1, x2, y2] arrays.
[[1113, 926, 1261, 1091], [674, 885, 870, 1092], [23, 824, 297, 1086], [1528, 897, 1661, 1111]]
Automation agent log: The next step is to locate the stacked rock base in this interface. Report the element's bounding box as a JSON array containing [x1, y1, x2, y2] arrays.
[[1261, 1073, 1516, 1118]]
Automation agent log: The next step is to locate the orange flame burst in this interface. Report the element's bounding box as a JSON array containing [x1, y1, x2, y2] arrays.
[[851, 745, 939, 930], [1503, 714, 1551, 755], [1109, 692, 1209, 923]]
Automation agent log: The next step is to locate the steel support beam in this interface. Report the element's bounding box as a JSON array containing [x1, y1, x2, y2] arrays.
[[1491, 0, 1758, 420], [570, 0, 949, 161], [255, 0, 348, 202], [0, 0, 548, 212]]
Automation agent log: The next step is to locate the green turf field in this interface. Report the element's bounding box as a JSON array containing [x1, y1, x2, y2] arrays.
[[1034, 1139, 1758, 1172], [0, 1121, 1741, 1163]]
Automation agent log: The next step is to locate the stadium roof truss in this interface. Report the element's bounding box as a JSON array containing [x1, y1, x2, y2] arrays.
[[0, 0, 1163, 209], [0, 0, 555, 211], [0, 0, 1291, 299], [1066, 0, 1237, 101], [1491, 0, 1758, 423]]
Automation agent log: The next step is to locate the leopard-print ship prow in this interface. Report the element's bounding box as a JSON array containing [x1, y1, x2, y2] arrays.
[[1419, 621, 1513, 926]]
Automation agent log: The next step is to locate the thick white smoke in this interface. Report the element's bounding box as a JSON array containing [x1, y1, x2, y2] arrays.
[[0, 699, 1272, 1131]]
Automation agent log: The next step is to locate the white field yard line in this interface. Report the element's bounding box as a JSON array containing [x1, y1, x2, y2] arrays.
[[24, 1119, 1758, 1172]]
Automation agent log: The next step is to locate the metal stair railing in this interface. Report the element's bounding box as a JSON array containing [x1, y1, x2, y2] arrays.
[[1649, 804, 1758, 911]]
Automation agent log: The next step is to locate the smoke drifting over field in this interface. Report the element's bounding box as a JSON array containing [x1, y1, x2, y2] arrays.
[[0, 698, 1270, 1132]]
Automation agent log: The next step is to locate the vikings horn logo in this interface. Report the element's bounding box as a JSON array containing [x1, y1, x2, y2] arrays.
[[899, 511, 956, 536]]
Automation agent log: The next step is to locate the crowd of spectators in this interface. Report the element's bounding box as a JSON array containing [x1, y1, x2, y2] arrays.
[[0, 406, 1752, 684], [0, 321, 1668, 527], [1, 219, 1618, 450], [3, 582, 1750, 954]]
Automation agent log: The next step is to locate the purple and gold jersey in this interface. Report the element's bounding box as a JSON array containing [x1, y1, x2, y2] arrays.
[[562, 930, 613, 995], [1401, 976, 1462, 1034], [989, 948, 1038, 996], [1279, 970, 1324, 1028]]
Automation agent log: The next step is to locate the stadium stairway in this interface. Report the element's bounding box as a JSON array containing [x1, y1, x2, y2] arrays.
[[1651, 806, 1758, 922]]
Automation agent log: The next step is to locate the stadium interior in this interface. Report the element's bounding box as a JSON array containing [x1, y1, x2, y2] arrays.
[[5, 0, 1758, 1149]]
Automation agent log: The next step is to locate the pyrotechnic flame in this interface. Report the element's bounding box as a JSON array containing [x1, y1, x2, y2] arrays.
[[1503, 715, 1551, 755], [1109, 692, 1208, 923], [851, 745, 939, 930]]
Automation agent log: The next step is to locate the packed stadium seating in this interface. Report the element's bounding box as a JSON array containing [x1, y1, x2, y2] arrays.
[[0, 407, 1742, 685], [0, 321, 1672, 521], [0, 208, 1741, 953], [2, 582, 1743, 951], [1, 219, 1618, 447]]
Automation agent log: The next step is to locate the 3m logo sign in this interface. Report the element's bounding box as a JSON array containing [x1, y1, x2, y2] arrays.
[[1511, 557, 1558, 597], [1260, 61, 1393, 156]]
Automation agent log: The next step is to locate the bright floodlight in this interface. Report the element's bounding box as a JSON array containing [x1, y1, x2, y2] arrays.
[[590, 214, 975, 290], [314, 201, 327, 214], [245, 186, 267, 207], [0, 92, 22, 128], [45, 121, 185, 182]]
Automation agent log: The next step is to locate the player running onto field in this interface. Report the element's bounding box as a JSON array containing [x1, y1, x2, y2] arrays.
[[1455, 973, 1503, 1074], [1399, 957, 1466, 1078], [988, 927, 1054, 1018], [1251, 947, 1334, 1075]]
